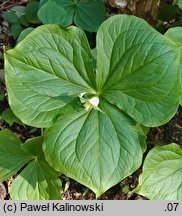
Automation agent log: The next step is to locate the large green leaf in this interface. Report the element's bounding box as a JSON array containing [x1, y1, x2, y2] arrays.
[[134, 144, 182, 200], [10, 159, 61, 200], [43, 99, 146, 197], [3, 11, 19, 24], [165, 27, 182, 105], [0, 129, 32, 182], [38, 0, 106, 32], [96, 15, 180, 127], [10, 136, 62, 200], [5, 25, 95, 127]]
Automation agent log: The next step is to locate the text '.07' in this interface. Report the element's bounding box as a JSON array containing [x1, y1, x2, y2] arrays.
[[164, 203, 180, 212]]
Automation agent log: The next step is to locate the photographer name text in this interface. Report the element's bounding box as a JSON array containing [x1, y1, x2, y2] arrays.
[[3, 202, 104, 213]]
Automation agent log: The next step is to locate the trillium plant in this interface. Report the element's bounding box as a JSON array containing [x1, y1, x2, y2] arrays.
[[3, 14, 182, 199]]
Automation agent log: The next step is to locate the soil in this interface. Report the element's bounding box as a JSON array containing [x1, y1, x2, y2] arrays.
[[0, 0, 182, 200]]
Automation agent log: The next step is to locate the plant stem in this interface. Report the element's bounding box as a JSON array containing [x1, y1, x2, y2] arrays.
[[41, 128, 44, 136]]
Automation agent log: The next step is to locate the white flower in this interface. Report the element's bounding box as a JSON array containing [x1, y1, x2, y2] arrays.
[[79, 92, 101, 111]]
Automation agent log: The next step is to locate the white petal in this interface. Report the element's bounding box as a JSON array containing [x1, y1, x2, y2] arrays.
[[79, 92, 87, 103], [89, 96, 99, 107], [79, 92, 86, 97]]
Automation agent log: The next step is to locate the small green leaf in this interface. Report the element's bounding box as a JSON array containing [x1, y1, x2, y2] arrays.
[[10, 6, 25, 17], [0, 129, 32, 183], [74, 0, 106, 32], [134, 144, 182, 200], [25, 1, 40, 24], [38, 0, 71, 25], [11, 24, 23, 39], [178, 0, 182, 9], [122, 185, 129, 193], [10, 6, 26, 17], [17, 27, 35, 43], [1, 108, 23, 126], [3, 12, 19, 24], [10, 159, 62, 200]]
